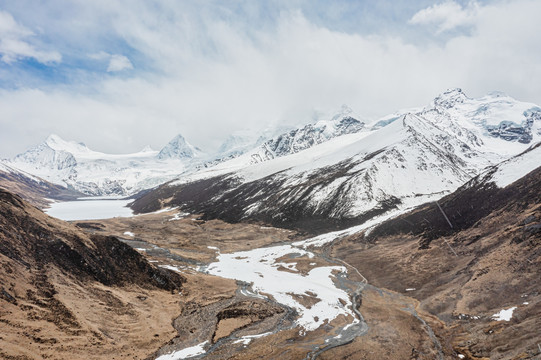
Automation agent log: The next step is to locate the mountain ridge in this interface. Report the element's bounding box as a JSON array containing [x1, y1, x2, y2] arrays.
[[131, 89, 541, 235]]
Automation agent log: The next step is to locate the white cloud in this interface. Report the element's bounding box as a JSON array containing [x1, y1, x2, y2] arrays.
[[409, 1, 479, 34], [90, 52, 133, 72], [0, 10, 61, 64], [107, 54, 133, 72], [0, 1, 540, 157]]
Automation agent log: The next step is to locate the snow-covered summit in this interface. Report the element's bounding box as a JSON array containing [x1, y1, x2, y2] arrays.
[[44, 134, 91, 154], [431, 88, 469, 109], [157, 134, 200, 160], [136, 89, 541, 234], [249, 105, 365, 164], [8, 133, 200, 196], [420, 89, 541, 149]]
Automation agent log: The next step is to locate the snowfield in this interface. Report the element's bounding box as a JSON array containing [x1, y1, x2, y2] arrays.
[[155, 341, 209, 360], [206, 245, 357, 332]]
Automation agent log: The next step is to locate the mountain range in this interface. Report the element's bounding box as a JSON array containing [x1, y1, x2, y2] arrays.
[[131, 89, 541, 233], [1, 88, 541, 359]]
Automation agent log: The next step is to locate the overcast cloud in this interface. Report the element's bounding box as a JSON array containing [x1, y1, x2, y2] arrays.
[[0, 0, 540, 157]]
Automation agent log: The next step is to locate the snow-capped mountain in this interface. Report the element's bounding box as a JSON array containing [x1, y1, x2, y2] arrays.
[[249, 105, 365, 164], [201, 105, 365, 169], [131, 89, 541, 234], [7, 133, 201, 196], [157, 134, 201, 160], [0, 160, 82, 207]]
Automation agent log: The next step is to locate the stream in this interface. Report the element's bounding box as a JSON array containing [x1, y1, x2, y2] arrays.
[[120, 234, 369, 359]]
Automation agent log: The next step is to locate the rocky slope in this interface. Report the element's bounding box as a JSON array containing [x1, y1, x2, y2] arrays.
[[0, 162, 82, 208], [131, 90, 541, 234], [0, 189, 184, 359], [329, 143, 541, 359]]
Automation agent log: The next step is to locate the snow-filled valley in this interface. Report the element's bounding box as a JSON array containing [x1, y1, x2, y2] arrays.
[[205, 244, 359, 332]]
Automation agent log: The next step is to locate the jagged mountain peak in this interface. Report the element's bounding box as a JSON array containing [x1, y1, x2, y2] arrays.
[[249, 110, 365, 164], [432, 88, 469, 109], [157, 134, 200, 160], [140, 145, 154, 152], [330, 104, 355, 121]]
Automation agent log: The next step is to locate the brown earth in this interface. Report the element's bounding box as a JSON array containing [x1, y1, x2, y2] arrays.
[[80, 210, 297, 263], [330, 174, 541, 359], [0, 189, 184, 359], [77, 210, 451, 359], [5, 162, 540, 359]]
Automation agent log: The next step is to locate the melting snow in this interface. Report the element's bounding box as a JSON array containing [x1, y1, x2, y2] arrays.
[[206, 245, 355, 332], [492, 307, 517, 321], [169, 212, 188, 221], [123, 231, 135, 237], [155, 341, 208, 360], [233, 332, 273, 346]]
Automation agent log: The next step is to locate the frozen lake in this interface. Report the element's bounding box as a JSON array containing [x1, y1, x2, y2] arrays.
[[45, 198, 133, 221]]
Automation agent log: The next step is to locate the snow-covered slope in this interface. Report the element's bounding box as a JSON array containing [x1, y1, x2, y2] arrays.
[[478, 142, 541, 189], [132, 89, 541, 233], [249, 105, 365, 164], [8, 134, 200, 196]]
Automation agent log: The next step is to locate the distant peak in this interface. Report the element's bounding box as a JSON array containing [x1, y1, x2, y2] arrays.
[[45, 134, 64, 145], [157, 133, 199, 160], [331, 104, 356, 122], [140, 145, 154, 152], [486, 90, 508, 98], [170, 134, 187, 142], [433, 88, 469, 108], [42, 134, 91, 153]]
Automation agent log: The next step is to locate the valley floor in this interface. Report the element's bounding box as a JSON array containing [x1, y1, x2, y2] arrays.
[[3, 200, 539, 359], [72, 210, 455, 360]]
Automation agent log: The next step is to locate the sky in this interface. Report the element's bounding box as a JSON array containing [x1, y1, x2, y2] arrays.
[[0, 0, 540, 157]]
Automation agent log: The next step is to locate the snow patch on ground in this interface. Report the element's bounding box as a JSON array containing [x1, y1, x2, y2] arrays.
[[233, 332, 273, 346], [492, 307, 517, 321], [155, 341, 208, 360], [169, 212, 188, 221], [206, 245, 355, 332], [158, 265, 183, 273], [123, 231, 135, 237], [294, 204, 430, 249]]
